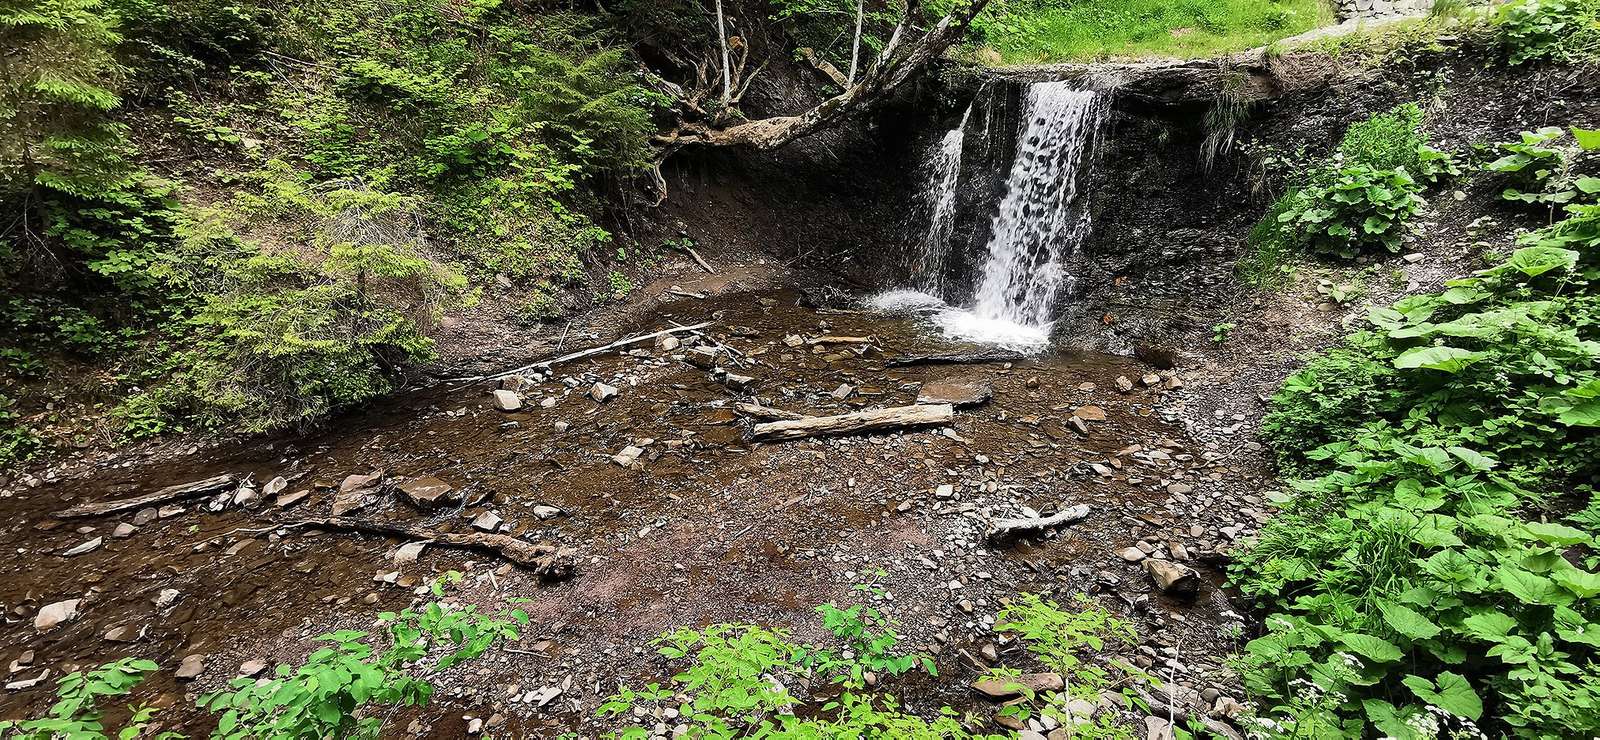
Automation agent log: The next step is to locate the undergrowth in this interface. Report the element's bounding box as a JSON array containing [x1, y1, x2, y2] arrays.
[[1, 0, 660, 455], [1234, 172, 1600, 733], [0, 582, 525, 739]]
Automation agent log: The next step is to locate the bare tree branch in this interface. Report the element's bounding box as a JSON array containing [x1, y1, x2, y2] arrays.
[[655, 0, 991, 153]]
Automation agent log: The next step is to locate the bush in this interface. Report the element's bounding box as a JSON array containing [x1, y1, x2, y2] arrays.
[[1278, 164, 1426, 259], [1486, 125, 1600, 211], [1496, 0, 1600, 65], [1236, 200, 1600, 736]]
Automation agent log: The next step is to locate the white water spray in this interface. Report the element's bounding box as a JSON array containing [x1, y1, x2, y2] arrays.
[[970, 83, 1103, 327], [880, 82, 1104, 351]]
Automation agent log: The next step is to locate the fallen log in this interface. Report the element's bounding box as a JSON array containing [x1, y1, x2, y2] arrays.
[[752, 404, 953, 441], [886, 349, 1025, 367], [985, 504, 1092, 544], [451, 322, 715, 383], [292, 517, 576, 580], [55, 474, 237, 519], [734, 402, 810, 421]]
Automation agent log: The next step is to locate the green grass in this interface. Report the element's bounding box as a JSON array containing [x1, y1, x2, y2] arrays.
[[974, 0, 1335, 63]]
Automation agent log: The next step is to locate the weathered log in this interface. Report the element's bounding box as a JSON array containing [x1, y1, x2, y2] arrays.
[[752, 404, 953, 441], [734, 402, 809, 421], [54, 474, 237, 519], [985, 505, 1091, 544], [293, 517, 576, 580], [885, 349, 1025, 367], [451, 322, 715, 383]]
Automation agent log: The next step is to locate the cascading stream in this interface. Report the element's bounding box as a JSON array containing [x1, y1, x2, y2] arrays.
[[878, 81, 1105, 351], [971, 83, 1103, 326], [913, 104, 972, 295]]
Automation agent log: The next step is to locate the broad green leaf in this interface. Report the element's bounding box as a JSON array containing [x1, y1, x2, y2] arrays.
[[1552, 569, 1600, 598], [1401, 672, 1482, 720], [1503, 245, 1579, 277], [1379, 600, 1441, 640], [1446, 446, 1496, 471], [1497, 567, 1570, 606], [1557, 398, 1600, 427], [1340, 633, 1404, 662], [1574, 127, 1600, 150], [1392, 346, 1484, 373], [1523, 522, 1590, 546], [1459, 611, 1517, 641]]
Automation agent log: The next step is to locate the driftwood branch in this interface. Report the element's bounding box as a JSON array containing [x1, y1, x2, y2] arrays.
[[752, 404, 953, 441], [985, 504, 1092, 544], [449, 322, 715, 383], [55, 474, 237, 519], [294, 517, 576, 579]]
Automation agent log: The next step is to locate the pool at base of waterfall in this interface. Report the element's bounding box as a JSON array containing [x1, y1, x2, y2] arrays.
[[869, 289, 1053, 351]]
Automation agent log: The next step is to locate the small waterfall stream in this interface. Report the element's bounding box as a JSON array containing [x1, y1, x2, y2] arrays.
[[878, 81, 1106, 350], [971, 84, 1103, 326]]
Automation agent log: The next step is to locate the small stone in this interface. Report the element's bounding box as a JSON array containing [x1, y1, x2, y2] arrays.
[[972, 672, 1064, 699], [1403, 252, 1425, 263], [174, 654, 206, 680], [1072, 405, 1106, 422], [917, 380, 993, 407], [104, 625, 138, 642], [111, 522, 137, 539], [685, 347, 720, 369], [1115, 376, 1135, 393], [553, 421, 569, 433], [239, 659, 267, 677], [1143, 559, 1202, 596], [153, 588, 180, 609], [158, 505, 185, 518], [276, 489, 311, 508], [471, 511, 504, 533], [533, 505, 563, 520], [63, 537, 103, 556], [612, 446, 644, 467], [394, 541, 428, 566], [398, 476, 458, 508], [131, 508, 158, 526], [830, 384, 855, 400], [263, 476, 288, 497], [492, 390, 523, 411], [589, 382, 619, 403], [1118, 547, 1147, 563], [34, 599, 80, 631]]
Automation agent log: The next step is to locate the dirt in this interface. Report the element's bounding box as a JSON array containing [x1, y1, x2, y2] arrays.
[[0, 270, 1283, 736]]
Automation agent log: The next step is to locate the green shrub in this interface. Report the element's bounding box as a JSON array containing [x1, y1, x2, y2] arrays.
[[1339, 103, 1428, 173], [0, 394, 42, 468], [1236, 200, 1600, 736], [0, 657, 175, 739], [1496, 0, 1600, 65], [598, 591, 1007, 738], [1278, 164, 1426, 259], [203, 597, 524, 739], [986, 593, 1145, 738], [1486, 125, 1600, 211]]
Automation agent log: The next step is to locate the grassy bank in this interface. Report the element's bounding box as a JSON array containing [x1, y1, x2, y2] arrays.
[[971, 0, 1333, 63]]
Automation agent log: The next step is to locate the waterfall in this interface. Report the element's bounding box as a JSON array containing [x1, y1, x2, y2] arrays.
[[913, 105, 971, 296], [877, 81, 1105, 351], [970, 83, 1104, 327]]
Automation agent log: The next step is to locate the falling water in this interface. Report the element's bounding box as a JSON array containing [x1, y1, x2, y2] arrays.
[[877, 81, 1104, 351], [970, 83, 1104, 326], [913, 105, 971, 296]]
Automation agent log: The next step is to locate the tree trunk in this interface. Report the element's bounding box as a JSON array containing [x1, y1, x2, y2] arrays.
[[848, 0, 864, 85]]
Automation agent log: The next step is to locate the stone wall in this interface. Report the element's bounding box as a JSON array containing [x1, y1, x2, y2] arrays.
[[1338, 0, 1435, 20]]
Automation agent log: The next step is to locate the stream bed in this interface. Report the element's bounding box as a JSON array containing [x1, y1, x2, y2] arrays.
[[0, 287, 1242, 735]]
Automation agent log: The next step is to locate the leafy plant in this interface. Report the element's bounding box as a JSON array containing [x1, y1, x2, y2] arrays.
[[598, 601, 1005, 739], [1237, 196, 1600, 735], [202, 599, 525, 739], [1212, 322, 1237, 344], [0, 657, 177, 739], [1486, 125, 1600, 216], [1495, 0, 1600, 65], [801, 582, 937, 688], [986, 593, 1143, 739], [1278, 164, 1426, 259]]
